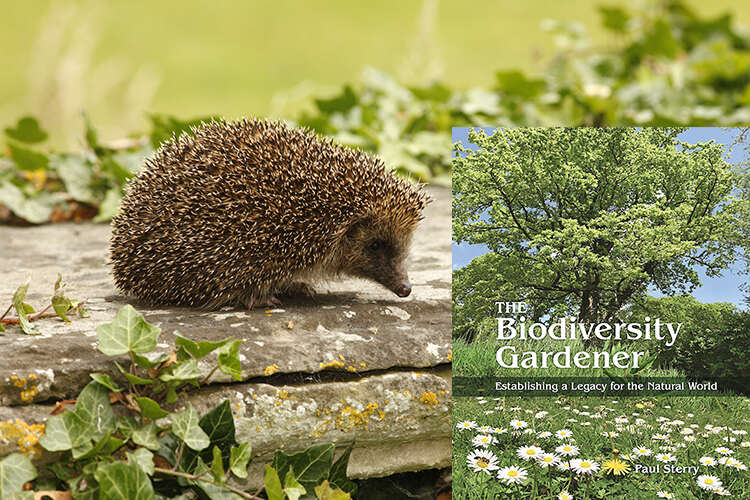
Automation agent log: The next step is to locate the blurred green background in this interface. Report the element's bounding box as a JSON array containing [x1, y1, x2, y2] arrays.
[[2, 0, 749, 144]]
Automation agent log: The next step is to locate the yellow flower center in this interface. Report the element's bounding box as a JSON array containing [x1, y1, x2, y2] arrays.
[[543, 457, 553, 462], [581, 462, 590, 467], [477, 459, 488, 468], [526, 450, 535, 455], [706, 479, 714, 485], [508, 470, 518, 477]]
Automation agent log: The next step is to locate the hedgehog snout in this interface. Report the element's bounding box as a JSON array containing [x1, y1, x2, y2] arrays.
[[394, 281, 412, 297]]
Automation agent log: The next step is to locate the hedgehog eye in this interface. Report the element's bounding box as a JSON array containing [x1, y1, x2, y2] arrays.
[[368, 240, 383, 252]]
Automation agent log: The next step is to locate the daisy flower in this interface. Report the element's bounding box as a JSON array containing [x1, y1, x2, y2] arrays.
[[741, 441, 750, 448], [536, 453, 561, 468], [477, 425, 492, 434], [656, 492, 673, 499], [509, 419, 528, 430], [537, 431, 553, 439], [696, 474, 722, 491], [570, 458, 599, 475], [555, 429, 573, 439], [683, 435, 696, 442], [602, 458, 630, 476], [472, 434, 497, 448], [466, 449, 499, 475], [699, 456, 717, 466], [655, 453, 676, 463], [555, 443, 579, 456], [557, 491, 573, 500], [497, 465, 527, 485], [652, 433, 669, 441], [632, 447, 652, 457], [556, 460, 571, 471], [715, 447, 733, 455], [714, 487, 731, 496], [602, 431, 619, 438], [517, 445, 544, 461], [456, 421, 476, 430]]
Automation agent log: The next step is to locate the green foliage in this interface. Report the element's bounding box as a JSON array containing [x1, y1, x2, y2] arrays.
[[0, 275, 87, 336], [453, 128, 746, 330], [16, 303, 356, 499], [629, 295, 750, 380]]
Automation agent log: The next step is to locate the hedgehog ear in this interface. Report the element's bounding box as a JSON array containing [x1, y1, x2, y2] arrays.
[[344, 216, 374, 239]]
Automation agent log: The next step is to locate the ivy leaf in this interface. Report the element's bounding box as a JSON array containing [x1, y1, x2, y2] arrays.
[[315, 85, 357, 114], [52, 274, 72, 322], [272, 443, 335, 494], [175, 334, 230, 360], [283, 469, 306, 500], [314, 480, 350, 500], [93, 186, 123, 222], [495, 70, 545, 99], [94, 461, 155, 500], [4, 116, 48, 143], [12, 279, 40, 335], [90, 373, 122, 392], [127, 448, 155, 476], [135, 397, 169, 420], [52, 154, 97, 204], [8, 143, 49, 171], [229, 442, 252, 479], [217, 339, 243, 381], [264, 465, 284, 500], [96, 304, 161, 355], [115, 362, 154, 385], [159, 358, 202, 383], [131, 421, 161, 451], [329, 442, 357, 495], [181, 399, 237, 473], [171, 404, 210, 451], [132, 352, 169, 370], [0, 453, 37, 497], [210, 445, 225, 483], [0, 181, 56, 224], [598, 6, 630, 33]]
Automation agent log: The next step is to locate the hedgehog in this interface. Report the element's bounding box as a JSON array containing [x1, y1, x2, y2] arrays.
[[110, 118, 430, 309]]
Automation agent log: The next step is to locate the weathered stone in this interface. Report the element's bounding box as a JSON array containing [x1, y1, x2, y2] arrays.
[[0, 186, 451, 481]]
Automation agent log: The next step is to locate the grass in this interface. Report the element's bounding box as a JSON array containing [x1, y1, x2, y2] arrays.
[[453, 394, 750, 499], [3, 0, 750, 144]]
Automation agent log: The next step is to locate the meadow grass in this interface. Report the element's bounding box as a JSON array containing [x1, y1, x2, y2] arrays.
[[453, 394, 750, 499]]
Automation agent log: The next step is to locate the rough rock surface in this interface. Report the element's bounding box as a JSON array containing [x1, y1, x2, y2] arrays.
[[0, 186, 451, 485]]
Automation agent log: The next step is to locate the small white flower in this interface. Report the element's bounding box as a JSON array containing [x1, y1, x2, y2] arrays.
[[509, 419, 528, 429], [683, 435, 696, 442], [740, 441, 750, 448], [456, 420, 476, 430], [555, 429, 573, 439], [570, 458, 600, 475], [472, 434, 497, 448], [632, 447, 652, 457], [696, 474, 722, 491], [714, 487, 731, 496], [601, 431, 619, 438], [517, 445, 544, 461], [699, 456, 716, 467], [656, 492, 673, 499], [477, 425, 492, 434], [558, 491, 573, 500], [555, 443, 579, 456], [497, 465, 527, 484], [536, 453, 561, 468], [652, 434, 669, 441], [556, 460, 571, 471], [537, 431, 553, 439], [466, 449, 499, 475], [715, 447, 733, 455], [655, 453, 676, 463]]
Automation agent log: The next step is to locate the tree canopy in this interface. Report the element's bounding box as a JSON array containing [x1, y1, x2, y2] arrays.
[[453, 127, 748, 336]]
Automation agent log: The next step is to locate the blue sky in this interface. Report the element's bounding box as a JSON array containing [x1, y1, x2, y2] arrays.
[[452, 127, 748, 308]]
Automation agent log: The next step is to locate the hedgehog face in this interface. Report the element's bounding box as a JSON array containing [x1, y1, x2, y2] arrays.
[[340, 217, 414, 298]]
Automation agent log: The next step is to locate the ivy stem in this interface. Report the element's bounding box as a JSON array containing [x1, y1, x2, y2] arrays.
[[153, 467, 262, 499], [173, 439, 186, 472], [200, 365, 220, 385], [0, 303, 12, 322]]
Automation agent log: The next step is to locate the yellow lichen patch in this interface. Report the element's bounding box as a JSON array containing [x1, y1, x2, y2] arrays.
[[264, 364, 280, 376], [20, 386, 39, 402], [277, 390, 289, 400], [346, 365, 357, 372], [359, 362, 367, 368], [338, 354, 345, 362], [0, 419, 45, 459], [446, 351, 452, 361], [419, 391, 439, 406], [319, 360, 345, 369], [11, 375, 27, 388], [335, 402, 384, 431], [28, 374, 37, 380]]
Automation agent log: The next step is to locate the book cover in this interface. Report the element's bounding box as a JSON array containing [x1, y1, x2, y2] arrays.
[[452, 127, 749, 499]]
